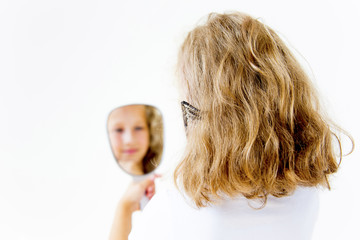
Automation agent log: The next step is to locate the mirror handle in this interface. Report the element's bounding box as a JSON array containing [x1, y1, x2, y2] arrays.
[[140, 195, 149, 210]]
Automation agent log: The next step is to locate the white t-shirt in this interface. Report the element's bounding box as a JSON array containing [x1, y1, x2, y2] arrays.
[[129, 186, 319, 240]]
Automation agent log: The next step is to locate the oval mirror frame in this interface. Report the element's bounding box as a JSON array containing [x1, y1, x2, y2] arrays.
[[107, 104, 164, 177]]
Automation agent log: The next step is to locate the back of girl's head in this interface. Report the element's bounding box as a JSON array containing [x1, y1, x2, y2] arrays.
[[175, 12, 350, 207]]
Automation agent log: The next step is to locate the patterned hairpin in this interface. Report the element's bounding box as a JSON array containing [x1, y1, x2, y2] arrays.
[[181, 101, 200, 128]]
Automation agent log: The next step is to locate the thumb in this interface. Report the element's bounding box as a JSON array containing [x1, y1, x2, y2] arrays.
[[139, 178, 154, 190]]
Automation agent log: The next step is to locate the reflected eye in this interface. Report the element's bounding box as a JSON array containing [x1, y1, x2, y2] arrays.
[[114, 128, 123, 133], [135, 126, 144, 131]]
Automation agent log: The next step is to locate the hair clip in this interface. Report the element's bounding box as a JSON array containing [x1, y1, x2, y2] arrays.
[[181, 101, 200, 128]]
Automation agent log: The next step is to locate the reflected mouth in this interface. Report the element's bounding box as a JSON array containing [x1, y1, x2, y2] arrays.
[[123, 149, 138, 154]]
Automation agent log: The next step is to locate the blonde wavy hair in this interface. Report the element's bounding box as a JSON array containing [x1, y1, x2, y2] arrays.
[[143, 105, 164, 174], [175, 12, 353, 207]]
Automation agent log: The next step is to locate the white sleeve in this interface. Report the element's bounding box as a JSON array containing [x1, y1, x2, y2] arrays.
[[129, 189, 173, 240]]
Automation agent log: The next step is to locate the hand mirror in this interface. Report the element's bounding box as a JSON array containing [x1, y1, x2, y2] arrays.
[[107, 104, 164, 178]]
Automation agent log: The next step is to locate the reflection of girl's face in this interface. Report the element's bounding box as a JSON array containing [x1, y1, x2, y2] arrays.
[[108, 105, 150, 174]]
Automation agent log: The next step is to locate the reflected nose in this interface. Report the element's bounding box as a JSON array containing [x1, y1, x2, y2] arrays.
[[123, 130, 134, 144]]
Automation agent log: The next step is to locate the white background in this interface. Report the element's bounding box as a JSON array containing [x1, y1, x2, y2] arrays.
[[0, 0, 359, 239]]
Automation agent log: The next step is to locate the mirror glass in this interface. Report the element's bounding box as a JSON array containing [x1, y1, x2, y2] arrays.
[[107, 104, 164, 176]]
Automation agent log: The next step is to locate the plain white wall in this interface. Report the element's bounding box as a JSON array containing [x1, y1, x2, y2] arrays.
[[0, 0, 359, 239]]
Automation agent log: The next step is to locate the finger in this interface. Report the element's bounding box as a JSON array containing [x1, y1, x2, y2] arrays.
[[152, 173, 162, 179], [147, 184, 154, 192], [145, 191, 154, 200], [145, 184, 155, 195], [139, 178, 153, 189], [146, 191, 155, 200]]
